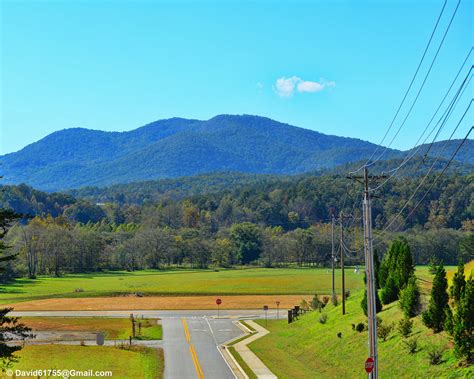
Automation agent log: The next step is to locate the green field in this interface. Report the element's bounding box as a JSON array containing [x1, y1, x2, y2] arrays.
[[22, 317, 162, 340], [0, 267, 366, 304], [249, 289, 472, 378], [10, 345, 163, 379]]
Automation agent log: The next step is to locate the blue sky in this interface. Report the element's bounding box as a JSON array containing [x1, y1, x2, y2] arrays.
[[1, 0, 472, 154]]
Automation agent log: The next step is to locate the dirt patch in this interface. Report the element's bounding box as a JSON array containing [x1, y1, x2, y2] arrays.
[[7, 295, 313, 311]]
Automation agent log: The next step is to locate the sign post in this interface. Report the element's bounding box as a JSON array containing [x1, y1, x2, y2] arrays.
[[263, 305, 269, 326], [216, 298, 222, 317], [276, 301, 280, 320]]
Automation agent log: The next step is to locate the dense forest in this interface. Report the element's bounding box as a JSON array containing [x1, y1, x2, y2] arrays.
[[0, 171, 472, 280]]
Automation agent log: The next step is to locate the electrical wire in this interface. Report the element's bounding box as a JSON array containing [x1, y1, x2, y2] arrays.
[[367, 0, 463, 166], [372, 123, 473, 246], [348, 0, 449, 174]]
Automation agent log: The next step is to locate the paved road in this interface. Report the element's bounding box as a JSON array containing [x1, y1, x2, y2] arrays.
[[11, 309, 283, 379], [11, 309, 282, 319]]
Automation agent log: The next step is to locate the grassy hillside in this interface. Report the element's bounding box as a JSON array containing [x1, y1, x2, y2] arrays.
[[249, 278, 472, 378]]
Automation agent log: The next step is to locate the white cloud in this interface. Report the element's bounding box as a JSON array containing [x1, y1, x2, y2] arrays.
[[274, 76, 300, 97], [274, 76, 335, 97], [297, 80, 324, 93]]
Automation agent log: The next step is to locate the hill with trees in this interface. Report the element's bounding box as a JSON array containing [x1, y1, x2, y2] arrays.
[[2, 114, 472, 191]]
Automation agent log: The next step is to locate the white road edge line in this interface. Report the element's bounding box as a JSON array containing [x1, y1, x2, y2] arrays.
[[204, 316, 237, 379]]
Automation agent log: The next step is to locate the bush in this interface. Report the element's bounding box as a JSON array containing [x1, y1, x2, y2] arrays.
[[337, 332, 342, 338], [332, 294, 338, 306], [355, 322, 366, 333], [377, 321, 394, 342], [351, 323, 355, 331], [311, 294, 323, 311], [322, 296, 330, 305], [319, 314, 328, 324], [428, 346, 445, 365], [397, 317, 413, 338], [300, 299, 310, 311], [344, 290, 350, 299], [403, 337, 418, 354]]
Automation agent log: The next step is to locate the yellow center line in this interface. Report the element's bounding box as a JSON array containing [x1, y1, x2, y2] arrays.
[[181, 318, 205, 379]]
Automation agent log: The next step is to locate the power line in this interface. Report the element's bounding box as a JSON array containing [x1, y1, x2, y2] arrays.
[[349, 0, 449, 175], [373, 123, 473, 245], [368, 0, 463, 166], [368, 65, 473, 193]]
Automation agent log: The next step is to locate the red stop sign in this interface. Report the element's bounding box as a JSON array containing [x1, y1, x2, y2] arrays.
[[216, 298, 222, 305], [365, 357, 374, 373]]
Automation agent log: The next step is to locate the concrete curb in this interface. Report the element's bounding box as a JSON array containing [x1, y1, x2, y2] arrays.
[[224, 320, 277, 379]]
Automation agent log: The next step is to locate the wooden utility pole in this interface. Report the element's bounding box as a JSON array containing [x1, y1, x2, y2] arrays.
[[348, 168, 387, 379], [340, 211, 345, 315], [331, 214, 336, 303], [339, 211, 352, 315]]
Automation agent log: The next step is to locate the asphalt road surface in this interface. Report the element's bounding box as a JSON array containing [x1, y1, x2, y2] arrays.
[[12, 309, 283, 379]]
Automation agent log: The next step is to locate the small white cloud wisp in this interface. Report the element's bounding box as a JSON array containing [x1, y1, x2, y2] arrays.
[[274, 76, 335, 97]]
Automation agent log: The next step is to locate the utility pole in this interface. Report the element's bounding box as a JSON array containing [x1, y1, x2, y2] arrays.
[[348, 167, 387, 379], [331, 214, 336, 303], [340, 211, 345, 315], [339, 212, 352, 315]]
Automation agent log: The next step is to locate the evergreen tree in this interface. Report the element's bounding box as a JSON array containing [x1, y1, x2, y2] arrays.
[[450, 261, 466, 304], [374, 250, 381, 290], [399, 275, 421, 318], [428, 256, 438, 274], [0, 209, 33, 369], [361, 271, 382, 315], [453, 274, 473, 361], [422, 264, 449, 333], [381, 275, 398, 305], [394, 239, 414, 290]]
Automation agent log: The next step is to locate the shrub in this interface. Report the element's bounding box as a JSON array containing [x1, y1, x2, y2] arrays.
[[344, 290, 350, 299], [332, 294, 338, 306], [300, 299, 310, 311], [399, 275, 421, 317], [311, 294, 322, 311], [403, 337, 418, 354], [319, 314, 328, 324], [337, 332, 342, 338], [355, 322, 366, 333], [397, 317, 413, 338], [377, 321, 393, 342], [427, 346, 445, 365], [351, 323, 355, 331], [322, 296, 330, 305]]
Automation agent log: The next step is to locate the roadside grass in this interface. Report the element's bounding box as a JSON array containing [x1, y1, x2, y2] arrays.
[[240, 320, 256, 333], [10, 345, 164, 379], [22, 317, 162, 340], [0, 267, 364, 304], [249, 288, 472, 379], [228, 346, 257, 379]]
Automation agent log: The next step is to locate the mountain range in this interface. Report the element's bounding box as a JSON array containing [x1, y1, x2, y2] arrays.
[[1, 114, 472, 191]]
